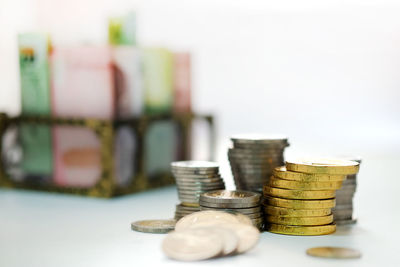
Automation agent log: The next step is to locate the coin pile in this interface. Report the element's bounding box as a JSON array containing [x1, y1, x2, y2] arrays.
[[228, 134, 289, 192], [199, 190, 263, 230], [263, 159, 360, 235], [162, 210, 260, 261], [333, 157, 362, 225], [171, 161, 225, 220]]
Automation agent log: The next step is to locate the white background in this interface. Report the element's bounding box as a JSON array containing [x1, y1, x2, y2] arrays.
[[1, 0, 400, 157], [1, 2, 400, 266]]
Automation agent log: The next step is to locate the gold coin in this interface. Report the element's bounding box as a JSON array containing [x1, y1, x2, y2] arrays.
[[306, 246, 361, 259], [266, 223, 336, 236], [286, 158, 359, 175], [263, 205, 332, 217], [273, 166, 346, 181], [268, 176, 343, 190], [263, 186, 335, 200], [265, 215, 333, 226], [264, 196, 336, 209]]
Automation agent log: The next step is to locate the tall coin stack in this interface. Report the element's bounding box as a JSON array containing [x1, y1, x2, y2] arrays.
[[333, 157, 362, 225], [263, 159, 360, 236], [171, 161, 226, 220], [199, 190, 264, 230], [228, 134, 289, 193]]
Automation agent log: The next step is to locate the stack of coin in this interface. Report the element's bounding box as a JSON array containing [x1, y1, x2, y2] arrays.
[[263, 159, 360, 236], [333, 157, 362, 225], [228, 134, 289, 193], [171, 161, 226, 220], [199, 190, 263, 229]]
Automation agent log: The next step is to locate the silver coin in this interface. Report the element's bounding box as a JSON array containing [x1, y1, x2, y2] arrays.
[[172, 170, 219, 176], [231, 134, 288, 144], [176, 178, 223, 184], [173, 173, 222, 179], [199, 200, 260, 209], [131, 219, 176, 234], [200, 206, 262, 214], [176, 205, 201, 212], [171, 160, 219, 170], [333, 204, 353, 210], [162, 228, 224, 261], [177, 184, 225, 190], [176, 178, 224, 184], [200, 190, 261, 204]]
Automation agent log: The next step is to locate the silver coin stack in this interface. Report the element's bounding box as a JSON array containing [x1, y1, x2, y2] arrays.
[[171, 161, 226, 220], [199, 190, 263, 230], [228, 134, 289, 193], [333, 157, 361, 225]]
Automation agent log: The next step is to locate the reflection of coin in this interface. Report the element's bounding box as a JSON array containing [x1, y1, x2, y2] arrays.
[[162, 228, 223, 261], [266, 223, 336, 236], [131, 219, 176, 233], [306, 246, 361, 259], [286, 158, 359, 175]]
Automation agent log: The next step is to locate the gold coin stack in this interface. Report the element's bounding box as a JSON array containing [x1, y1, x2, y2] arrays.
[[263, 159, 360, 236]]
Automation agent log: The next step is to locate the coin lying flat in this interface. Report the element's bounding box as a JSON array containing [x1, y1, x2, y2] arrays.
[[286, 158, 360, 175], [200, 190, 261, 204], [162, 228, 223, 261], [266, 223, 336, 236], [131, 219, 176, 234], [209, 227, 239, 255], [263, 205, 332, 217], [174, 211, 240, 231], [188, 221, 260, 254], [306, 246, 361, 259], [273, 166, 346, 181], [263, 186, 336, 200]]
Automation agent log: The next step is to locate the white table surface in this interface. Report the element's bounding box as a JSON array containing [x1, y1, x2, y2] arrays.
[[1, 156, 399, 267]]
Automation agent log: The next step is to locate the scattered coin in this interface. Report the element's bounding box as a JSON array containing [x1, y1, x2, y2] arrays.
[[162, 228, 224, 261], [174, 210, 240, 231], [306, 246, 361, 259], [131, 219, 176, 234]]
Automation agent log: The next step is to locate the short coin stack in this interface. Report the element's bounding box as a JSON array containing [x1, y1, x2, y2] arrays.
[[333, 157, 362, 225], [171, 161, 225, 220], [263, 159, 360, 235], [228, 134, 289, 193], [199, 190, 263, 229]]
